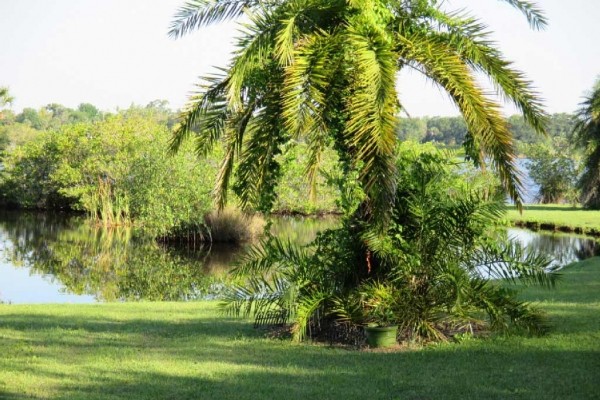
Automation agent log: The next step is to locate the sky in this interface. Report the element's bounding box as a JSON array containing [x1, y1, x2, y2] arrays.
[[1, 0, 599, 117]]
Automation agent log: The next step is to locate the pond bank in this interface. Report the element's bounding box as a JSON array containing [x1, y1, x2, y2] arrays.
[[0, 257, 598, 399], [506, 205, 600, 237]]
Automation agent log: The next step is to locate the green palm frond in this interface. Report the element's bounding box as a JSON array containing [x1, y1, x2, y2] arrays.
[[498, 0, 548, 30], [219, 273, 291, 317], [292, 291, 328, 341], [398, 31, 523, 207], [233, 103, 287, 211], [429, 18, 547, 135], [470, 241, 559, 288], [231, 236, 310, 278], [226, 9, 279, 109], [169, 73, 230, 154], [343, 26, 398, 223], [169, 0, 254, 39]]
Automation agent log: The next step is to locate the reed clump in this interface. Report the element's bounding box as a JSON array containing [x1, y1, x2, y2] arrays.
[[203, 207, 265, 243]]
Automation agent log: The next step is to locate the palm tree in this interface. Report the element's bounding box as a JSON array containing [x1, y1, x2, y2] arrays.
[[0, 87, 13, 106], [573, 78, 600, 209], [169, 0, 547, 223]]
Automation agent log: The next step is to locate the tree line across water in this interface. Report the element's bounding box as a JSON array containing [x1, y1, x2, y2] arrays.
[[0, 98, 594, 232]]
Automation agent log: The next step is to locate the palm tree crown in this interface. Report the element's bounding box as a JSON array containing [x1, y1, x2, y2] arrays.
[[573, 77, 600, 209], [169, 0, 547, 221]]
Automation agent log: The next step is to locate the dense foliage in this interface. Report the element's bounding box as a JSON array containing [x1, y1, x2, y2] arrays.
[[525, 138, 580, 204], [0, 102, 342, 238], [0, 108, 217, 236], [223, 146, 557, 342]]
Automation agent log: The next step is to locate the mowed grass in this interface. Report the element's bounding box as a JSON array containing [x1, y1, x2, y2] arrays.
[[1, 259, 600, 400], [506, 204, 600, 235]]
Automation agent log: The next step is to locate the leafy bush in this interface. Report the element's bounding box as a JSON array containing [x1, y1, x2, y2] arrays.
[[0, 109, 217, 236], [524, 138, 580, 204]]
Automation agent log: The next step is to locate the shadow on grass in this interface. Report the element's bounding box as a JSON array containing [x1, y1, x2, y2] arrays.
[[0, 310, 599, 400], [509, 205, 582, 212], [1, 260, 599, 399]]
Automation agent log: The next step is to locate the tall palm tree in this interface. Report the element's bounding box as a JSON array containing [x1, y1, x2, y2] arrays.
[[0, 86, 13, 108], [573, 78, 600, 209], [169, 0, 547, 222], [0, 86, 13, 121]]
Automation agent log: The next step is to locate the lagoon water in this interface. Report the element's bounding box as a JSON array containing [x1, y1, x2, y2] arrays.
[[0, 210, 597, 304]]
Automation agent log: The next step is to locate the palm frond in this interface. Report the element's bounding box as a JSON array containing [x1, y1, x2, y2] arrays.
[[169, 0, 253, 39], [213, 100, 256, 208], [497, 0, 548, 30], [292, 291, 328, 341], [219, 274, 290, 317], [398, 32, 523, 207], [343, 26, 399, 223], [170, 73, 230, 154], [470, 240, 559, 288], [231, 236, 311, 278], [429, 17, 548, 136]]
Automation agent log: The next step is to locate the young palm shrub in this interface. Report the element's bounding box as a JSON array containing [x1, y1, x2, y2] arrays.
[[221, 146, 559, 343]]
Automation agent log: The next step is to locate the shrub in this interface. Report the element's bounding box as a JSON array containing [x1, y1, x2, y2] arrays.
[[222, 145, 558, 343]]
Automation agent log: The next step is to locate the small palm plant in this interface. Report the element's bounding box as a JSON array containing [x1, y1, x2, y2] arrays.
[[221, 146, 558, 343]]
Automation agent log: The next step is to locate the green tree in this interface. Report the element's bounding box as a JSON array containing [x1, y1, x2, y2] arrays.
[[0, 109, 217, 234], [15, 107, 53, 130], [572, 77, 600, 209], [395, 117, 427, 142], [169, 0, 554, 343], [525, 138, 579, 204], [169, 0, 547, 222]]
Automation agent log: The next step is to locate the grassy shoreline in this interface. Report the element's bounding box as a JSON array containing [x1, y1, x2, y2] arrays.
[[1, 258, 599, 399], [506, 204, 600, 237]]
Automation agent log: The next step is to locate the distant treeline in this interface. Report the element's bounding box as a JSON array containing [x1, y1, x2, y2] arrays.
[[396, 113, 575, 148], [0, 101, 587, 230]]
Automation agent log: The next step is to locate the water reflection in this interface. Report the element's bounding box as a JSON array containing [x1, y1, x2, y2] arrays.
[[508, 228, 600, 269], [0, 211, 597, 304], [0, 211, 237, 303]]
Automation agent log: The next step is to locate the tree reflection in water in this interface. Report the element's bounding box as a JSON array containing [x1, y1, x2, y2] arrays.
[[508, 228, 600, 269], [0, 212, 597, 302], [0, 211, 240, 301]]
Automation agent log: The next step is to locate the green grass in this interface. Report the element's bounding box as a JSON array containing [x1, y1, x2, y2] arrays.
[[1, 258, 600, 399], [507, 204, 600, 235]]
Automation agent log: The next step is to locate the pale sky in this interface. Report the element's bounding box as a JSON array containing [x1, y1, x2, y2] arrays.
[[1, 0, 599, 116]]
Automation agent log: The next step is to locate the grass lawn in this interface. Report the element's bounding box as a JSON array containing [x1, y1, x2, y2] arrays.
[[506, 204, 600, 235], [1, 258, 599, 400]]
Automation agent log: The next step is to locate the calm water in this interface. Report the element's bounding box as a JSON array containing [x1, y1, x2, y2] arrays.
[[0, 211, 597, 304]]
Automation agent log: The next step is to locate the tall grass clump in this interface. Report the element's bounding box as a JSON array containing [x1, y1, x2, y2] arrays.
[[204, 207, 265, 243], [161, 207, 265, 245]]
